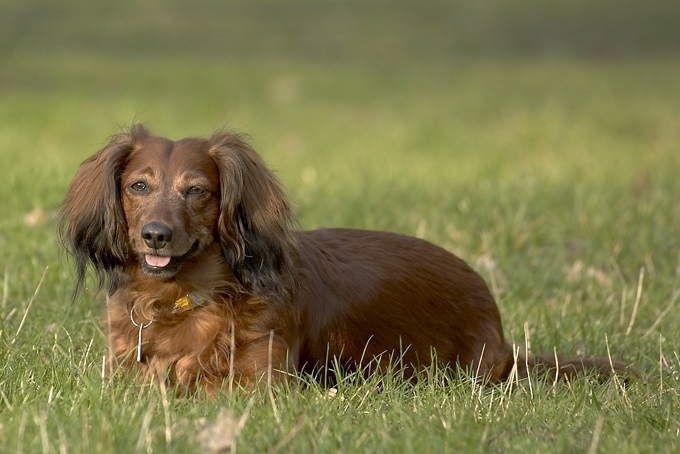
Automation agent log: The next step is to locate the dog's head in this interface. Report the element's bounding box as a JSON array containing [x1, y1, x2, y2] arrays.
[[59, 125, 295, 300]]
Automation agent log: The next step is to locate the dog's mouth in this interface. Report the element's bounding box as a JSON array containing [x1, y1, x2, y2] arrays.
[[140, 241, 200, 277], [145, 255, 172, 268]]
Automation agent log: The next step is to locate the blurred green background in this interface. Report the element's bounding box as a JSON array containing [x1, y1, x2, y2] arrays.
[[3, 0, 679, 59], [2, 0, 679, 219]]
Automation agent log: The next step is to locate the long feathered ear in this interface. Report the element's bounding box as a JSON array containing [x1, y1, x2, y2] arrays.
[[58, 124, 148, 298], [208, 132, 296, 300]]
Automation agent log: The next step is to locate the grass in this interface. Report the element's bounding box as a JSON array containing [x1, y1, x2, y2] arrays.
[[1, 0, 680, 452]]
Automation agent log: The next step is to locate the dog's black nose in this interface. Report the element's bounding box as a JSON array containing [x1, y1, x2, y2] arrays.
[[141, 222, 173, 249]]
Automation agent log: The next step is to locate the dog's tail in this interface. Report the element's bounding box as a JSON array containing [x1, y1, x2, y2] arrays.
[[513, 350, 637, 383]]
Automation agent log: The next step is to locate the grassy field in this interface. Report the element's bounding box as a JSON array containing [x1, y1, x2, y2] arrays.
[[1, 1, 680, 452]]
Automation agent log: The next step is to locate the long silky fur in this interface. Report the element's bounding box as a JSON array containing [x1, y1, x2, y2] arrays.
[[208, 132, 296, 301], [58, 125, 150, 297]]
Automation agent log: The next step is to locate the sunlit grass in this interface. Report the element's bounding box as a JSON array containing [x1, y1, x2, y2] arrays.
[[2, 0, 680, 452]]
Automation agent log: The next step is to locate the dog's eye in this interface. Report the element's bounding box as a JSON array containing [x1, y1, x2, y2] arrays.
[[130, 182, 147, 192], [186, 186, 205, 195]]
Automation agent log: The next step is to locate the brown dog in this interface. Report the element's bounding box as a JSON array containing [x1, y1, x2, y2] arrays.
[[59, 125, 631, 393]]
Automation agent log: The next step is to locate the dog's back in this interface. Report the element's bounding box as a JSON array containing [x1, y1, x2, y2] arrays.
[[291, 228, 513, 381]]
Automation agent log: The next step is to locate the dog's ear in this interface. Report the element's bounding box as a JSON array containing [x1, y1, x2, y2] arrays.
[[58, 124, 148, 298], [209, 132, 296, 300]]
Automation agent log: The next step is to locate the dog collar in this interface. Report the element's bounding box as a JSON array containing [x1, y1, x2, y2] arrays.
[[130, 292, 208, 362], [130, 292, 206, 363], [130, 310, 152, 362], [173, 292, 208, 313]]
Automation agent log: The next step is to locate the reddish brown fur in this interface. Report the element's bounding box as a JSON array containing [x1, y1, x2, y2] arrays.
[[59, 125, 633, 393]]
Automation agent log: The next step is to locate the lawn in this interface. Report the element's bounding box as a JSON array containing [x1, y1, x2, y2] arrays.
[[1, 1, 680, 452]]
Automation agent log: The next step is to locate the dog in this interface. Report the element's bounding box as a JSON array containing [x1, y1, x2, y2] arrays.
[[58, 125, 632, 393]]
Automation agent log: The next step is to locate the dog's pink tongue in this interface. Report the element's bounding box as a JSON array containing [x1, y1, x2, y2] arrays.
[[145, 255, 171, 268]]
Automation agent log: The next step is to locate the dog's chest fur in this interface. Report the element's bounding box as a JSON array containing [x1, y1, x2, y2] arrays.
[[106, 288, 290, 391]]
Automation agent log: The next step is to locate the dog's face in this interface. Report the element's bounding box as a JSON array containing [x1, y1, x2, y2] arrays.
[[120, 136, 221, 278], [59, 125, 296, 299]]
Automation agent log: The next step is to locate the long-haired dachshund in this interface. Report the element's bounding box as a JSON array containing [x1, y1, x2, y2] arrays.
[[59, 125, 632, 393]]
